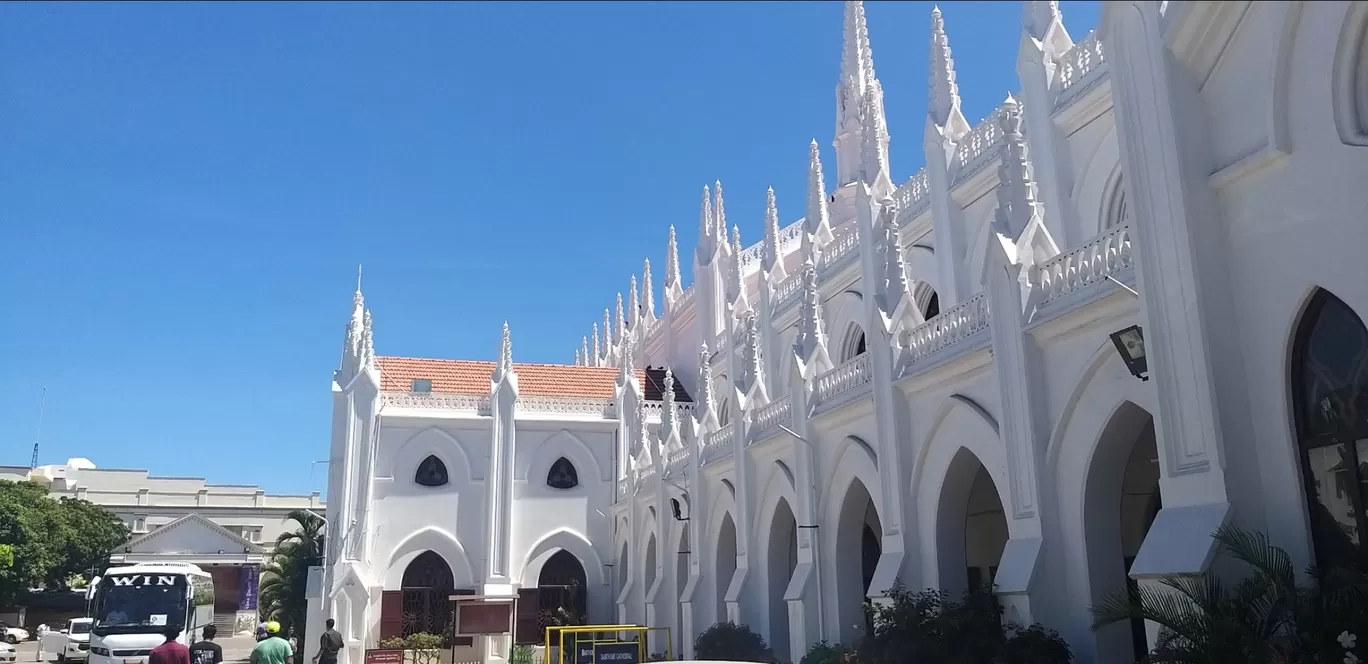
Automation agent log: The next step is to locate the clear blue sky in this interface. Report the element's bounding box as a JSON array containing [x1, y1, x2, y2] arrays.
[[0, 1, 1099, 495]]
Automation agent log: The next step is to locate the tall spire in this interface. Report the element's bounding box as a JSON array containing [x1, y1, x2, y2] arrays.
[[695, 184, 715, 262], [641, 259, 655, 322], [581, 336, 590, 367], [726, 226, 746, 306], [602, 308, 613, 351], [628, 276, 640, 329], [804, 140, 834, 254], [861, 86, 893, 196], [494, 321, 513, 382], [360, 309, 375, 370], [929, 6, 962, 128], [835, 1, 885, 187], [615, 292, 626, 343], [574, 348, 582, 366], [994, 94, 1039, 238], [665, 226, 682, 290], [713, 181, 729, 254], [840, 1, 876, 104], [592, 323, 601, 367], [762, 187, 786, 281]]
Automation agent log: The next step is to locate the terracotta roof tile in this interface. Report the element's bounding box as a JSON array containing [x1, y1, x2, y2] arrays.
[[377, 356, 644, 399]]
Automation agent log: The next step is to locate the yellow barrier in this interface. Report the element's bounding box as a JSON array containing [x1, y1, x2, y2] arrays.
[[546, 624, 673, 664]]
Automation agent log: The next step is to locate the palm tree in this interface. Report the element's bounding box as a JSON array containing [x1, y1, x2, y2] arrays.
[[258, 510, 325, 642], [1089, 525, 1368, 663]]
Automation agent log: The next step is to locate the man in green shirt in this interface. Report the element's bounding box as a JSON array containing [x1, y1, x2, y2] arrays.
[[250, 622, 294, 664]]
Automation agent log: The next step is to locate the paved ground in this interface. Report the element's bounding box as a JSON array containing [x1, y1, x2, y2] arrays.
[[13, 635, 260, 664]]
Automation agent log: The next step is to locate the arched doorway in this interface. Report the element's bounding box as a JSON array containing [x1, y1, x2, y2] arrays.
[[835, 480, 881, 644], [1082, 402, 1160, 664], [935, 448, 1008, 597], [537, 551, 588, 629], [1291, 289, 1368, 570], [401, 551, 455, 643], [766, 499, 799, 663], [715, 513, 738, 624]]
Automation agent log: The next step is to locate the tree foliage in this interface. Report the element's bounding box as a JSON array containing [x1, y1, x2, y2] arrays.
[[1090, 525, 1368, 664], [0, 480, 130, 606], [694, 621, 769, 662], [258, 510, 325, 641]]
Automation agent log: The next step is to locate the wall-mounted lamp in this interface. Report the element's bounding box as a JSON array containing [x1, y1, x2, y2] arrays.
[[670, 497, 690, 522], [1109, 325, 1149, 381]]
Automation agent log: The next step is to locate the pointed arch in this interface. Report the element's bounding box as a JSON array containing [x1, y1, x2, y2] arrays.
[[519, 527, 606, 588], [518, 429, 605, 484], [1288, 288, 1368, 569], [415, 455, 449, 487], [1073, 124, 1124, 239], [385, 526, 476, 589], [388, 427, 478, 483]]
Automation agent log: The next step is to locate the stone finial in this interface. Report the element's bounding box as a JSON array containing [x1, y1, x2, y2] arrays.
[[929, 6, 962, 127], [628, 276, 640, 329], [741, 311, 764, 391], [615, 292, 626, 342], [804, 140, 833, 252], [878, 199, 910, 315], [636, 396, 651, 454], [762, 187, 785, 280], [795, 259, 826, 356], [861, 86, 892, 194], [696, 184, 715, 257], [620, 333, 637, 381], [665, 225, 682, 290], [726, 225, 746, 305], [661, 368, 679, 440], [713, 181, 729, 249], [496, 321, 513, 376], [642, 259, 655, 321], [603, 308, 613, 349], [994, 95, 1038, 237], [581, 336, 590, 367], [592, 323, 601, 366], [360, 309, 376, 370], [574, 348, 581, 366], [1024, 1, 1061, 41], [698, 343, 715, 416]]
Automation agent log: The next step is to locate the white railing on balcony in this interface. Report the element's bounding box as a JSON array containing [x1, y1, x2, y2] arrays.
[[641, 401, 697, 422], [702, 425, 737, 459], [382, 392, 490, 413], [951, 105, 1008, 180], [638, 465, 658, 484], [1053, 32, 1106, 107], [676, 284, 697, 310], [893, 168, 932, 218], [1037, 223, 1134, 306], [518, 396, 616, 417], [817, 225, 859, 273], [665, 448, 689, 476], [751, 396, 792, 437], [813, 352, 873, 407], [904, 292, 992, 366], [772, 270, 804, 309], [778, 219, 804, 251]]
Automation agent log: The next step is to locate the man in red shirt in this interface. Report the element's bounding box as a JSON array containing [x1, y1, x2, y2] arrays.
[[148, 627, 191, 664]]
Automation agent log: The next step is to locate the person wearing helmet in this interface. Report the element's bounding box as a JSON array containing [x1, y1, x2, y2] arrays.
[[249, 622, 293, 664]]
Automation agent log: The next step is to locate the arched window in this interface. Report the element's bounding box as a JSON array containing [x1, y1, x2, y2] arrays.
[[1105, 171, 1130, 229], [924, 292, 940, 320], [841, 325, 868, 363], [546, 457, 580, 490], [1292, 289, 1368, 569], [415, 455, 449, 488]]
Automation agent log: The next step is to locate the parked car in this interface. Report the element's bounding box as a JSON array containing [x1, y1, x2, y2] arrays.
[[0, 641, 16, 663], [40, 619, 92, 663], [0, 624, 27, 645]]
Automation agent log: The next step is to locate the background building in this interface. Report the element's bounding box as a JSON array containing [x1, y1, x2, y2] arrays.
[[1, 459, 324, 636]]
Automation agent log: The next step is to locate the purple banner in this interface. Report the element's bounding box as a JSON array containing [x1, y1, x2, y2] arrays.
[[240, 565, 259, 611]]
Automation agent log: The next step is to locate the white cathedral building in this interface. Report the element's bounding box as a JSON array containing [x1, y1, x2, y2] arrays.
[[321, 2, 1368, 663]]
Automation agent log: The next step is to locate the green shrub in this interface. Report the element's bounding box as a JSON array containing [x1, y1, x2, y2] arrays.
[[694, 621, 769, 662], [799, 640, 850, 664], [376, 633, 444, 664], [507, 644, 535, 664]]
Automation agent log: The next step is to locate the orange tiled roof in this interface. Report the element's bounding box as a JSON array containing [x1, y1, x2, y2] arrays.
[[377, 356, 644, 399]]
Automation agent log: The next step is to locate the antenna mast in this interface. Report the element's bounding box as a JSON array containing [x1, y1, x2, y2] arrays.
[[30, 387, 47, 468]]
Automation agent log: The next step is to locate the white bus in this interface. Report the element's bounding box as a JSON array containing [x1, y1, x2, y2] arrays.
[[87, 563, 215, 664]]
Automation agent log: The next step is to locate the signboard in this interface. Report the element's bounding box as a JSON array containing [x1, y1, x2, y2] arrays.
[[575, 641, 597, 664], [364, 650, 404, 664], [455, 600, 513, 636], [592, 642, 639, 664]]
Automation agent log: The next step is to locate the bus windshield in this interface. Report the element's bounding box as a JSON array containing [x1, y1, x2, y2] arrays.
[[92, 575, 188, 636]]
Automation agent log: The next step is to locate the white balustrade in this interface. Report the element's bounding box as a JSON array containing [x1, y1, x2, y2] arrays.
[[892, 168, 931, 216], [641, 400, 697, 421], [381, 392, 490, 413], [517, 395, 616, 417], [1037, 223, 1134, 306], [904, 292, 991, 365], [665, 448, 689, 475], [1053, 32, 1106, 105], [772, 272, 803, 309], [817, 225, 859, 274], [951, 105, 1008, 177], [751, 396, 792, 436], [813, 352, 873, 407]]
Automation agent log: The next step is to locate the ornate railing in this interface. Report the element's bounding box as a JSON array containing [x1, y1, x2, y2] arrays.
[[676, 284, 696, 311], [778, 219, 804, 251], [951, 104, 1008, 179], [518, 396, 615, 417], [817, 225, 859, 272], [751, 396, 792, 437], [893, 168, 931, 217], [381, 392, 490, 413], [1037, 223, 1133, 306], [904, 292, 991, 366], [641, 401, 697, 421], [638, 465, 658, 484], [772, 270, 803, 309], [813, 352, 872, 407], [701, 425, 736, 458], [665, 448, 689, 476], [1054, 32, 1106, 106]]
